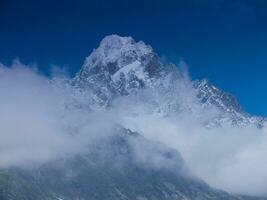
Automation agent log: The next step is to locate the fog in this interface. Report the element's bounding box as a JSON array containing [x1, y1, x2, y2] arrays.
[[0, 60, 116, 168], [0, 60, 267, 196]]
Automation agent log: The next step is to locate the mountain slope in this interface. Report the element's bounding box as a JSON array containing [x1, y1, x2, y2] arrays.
[[0, 128, 261, 200], [194, 79, 265, 127]]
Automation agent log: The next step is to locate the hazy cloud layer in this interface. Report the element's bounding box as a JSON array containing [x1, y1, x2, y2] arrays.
[[0, 60, 267, 196]]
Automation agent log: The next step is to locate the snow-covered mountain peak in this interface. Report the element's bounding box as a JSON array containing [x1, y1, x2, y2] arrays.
[[83, 34, 153, 73], [100, 34, 135, 47], [99, 34, 152, 56], [73, 35, 169, 107]]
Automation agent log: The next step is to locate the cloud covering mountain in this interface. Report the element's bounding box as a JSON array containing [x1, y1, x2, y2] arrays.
[[0, 35, 267, 197]]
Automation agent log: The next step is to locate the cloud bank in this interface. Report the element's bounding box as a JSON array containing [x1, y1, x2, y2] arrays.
[[0, 60, 267, 196]]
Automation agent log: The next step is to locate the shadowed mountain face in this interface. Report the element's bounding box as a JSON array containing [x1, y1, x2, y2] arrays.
[[0, 128, 261, 200], [0, 35, 266, 200]]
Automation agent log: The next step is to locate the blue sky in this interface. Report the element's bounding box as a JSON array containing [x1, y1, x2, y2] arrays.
[[0, 0, 267, 116]]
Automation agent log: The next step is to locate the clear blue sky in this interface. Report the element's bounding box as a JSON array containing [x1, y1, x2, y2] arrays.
[[0, 0, 267, 116]]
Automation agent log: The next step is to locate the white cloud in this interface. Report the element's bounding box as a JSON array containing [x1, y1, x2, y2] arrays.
[[0, 60, 267, 196], [0, 60, 116, 168]]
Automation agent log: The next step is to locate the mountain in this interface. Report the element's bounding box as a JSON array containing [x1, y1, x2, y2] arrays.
[[0, 35, 266, 200], [73, 34, 265, 127]]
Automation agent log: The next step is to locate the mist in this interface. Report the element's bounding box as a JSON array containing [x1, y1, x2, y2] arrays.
[[0, 60, 117, 168], [0, 60, 267, 196]]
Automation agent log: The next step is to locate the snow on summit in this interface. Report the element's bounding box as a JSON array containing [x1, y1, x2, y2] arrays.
[[84, 34, 153, 69]]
